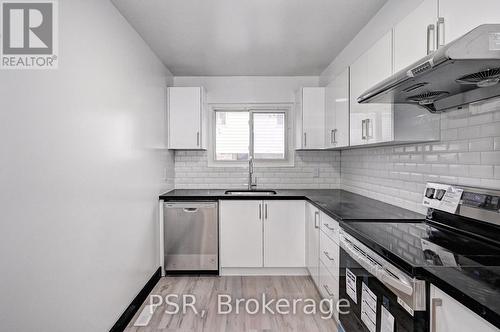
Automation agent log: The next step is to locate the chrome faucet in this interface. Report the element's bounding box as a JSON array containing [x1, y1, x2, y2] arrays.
[[248, 157, 257, 190]]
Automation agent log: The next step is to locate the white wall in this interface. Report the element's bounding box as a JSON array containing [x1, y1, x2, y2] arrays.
[[174, 76, 319, 103], [0, 1, 173, 331], [319, 0, 423, 85]]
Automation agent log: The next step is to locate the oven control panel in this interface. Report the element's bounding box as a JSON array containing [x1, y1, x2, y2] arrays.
[[461, 191, 500, 211]]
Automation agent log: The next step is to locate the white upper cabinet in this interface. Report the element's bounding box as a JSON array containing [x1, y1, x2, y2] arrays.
[[430, 284, 497, 332], [350, 31, 394, 146], [394, 0, 438, 72], [325, 68, 350, 149], [438, 0, 500, 47], [167, 87, 207, 150], [296, 87, 326, 150]]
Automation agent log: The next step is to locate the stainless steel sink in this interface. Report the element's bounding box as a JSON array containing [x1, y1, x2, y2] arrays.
[[224, 190, 277, 196]]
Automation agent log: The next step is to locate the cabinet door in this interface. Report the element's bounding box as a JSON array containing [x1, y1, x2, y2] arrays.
[[168, 87, 202, 149], [263, 200, 305, 267], [220, 200, 263, 268], [325, 70, 349, 148], [302, 87, 326, 149], [394, 0, 438, 72], [319, 261, 339, 321], [350, 31, 394, 146], [430, 285, 497, 332], [333, 68, 349, 148], [306, 202, 320, 285], [439, 0, 500, 47]]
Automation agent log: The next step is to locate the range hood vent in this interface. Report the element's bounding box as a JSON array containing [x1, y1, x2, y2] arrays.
[[407, 91, 450, 105], [456, 67, 500, 87], [358, 25, 500, 113]]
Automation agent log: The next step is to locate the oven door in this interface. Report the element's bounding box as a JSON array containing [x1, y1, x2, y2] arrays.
[[338, 247, 427, 332]]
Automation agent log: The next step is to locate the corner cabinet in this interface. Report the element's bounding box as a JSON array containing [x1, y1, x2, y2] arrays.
[[167, 87, 207, 150], [430, 285, 497, 332], [295, 87, 326, 150], [350, 31, 440, 147], [325, 68, 350, 148]]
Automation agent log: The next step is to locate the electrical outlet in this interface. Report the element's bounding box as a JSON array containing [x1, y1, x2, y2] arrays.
[[313, 168, 320, 178]]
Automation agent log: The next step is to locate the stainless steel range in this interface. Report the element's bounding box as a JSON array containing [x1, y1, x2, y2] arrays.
[[339, 184, 500, 332]]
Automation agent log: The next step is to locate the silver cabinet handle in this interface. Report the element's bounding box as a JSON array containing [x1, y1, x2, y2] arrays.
[[431, 298, 443, 332], [304, 132, 307, 147], [361, 120, 366, 140], [265, 203, 268, 219], [323, 223, 335, 231], [323, 284, 334, 297], [323, 251, 335, 261], [330, 129, 337, 144], [259, 203, 262, 220], [366, 119, 372, 139], [196, 131, 200, 146], [427, 24, 436, 55], [436, 17, 445, 48], [314, 211, 319, 229]]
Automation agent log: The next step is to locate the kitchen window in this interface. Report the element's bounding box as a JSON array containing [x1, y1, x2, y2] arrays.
[[210, 107, 293, 167]]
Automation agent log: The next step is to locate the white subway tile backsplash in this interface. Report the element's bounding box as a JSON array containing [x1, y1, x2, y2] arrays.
[[340, 103, 500, 213], [469, 138, 494, 152], [174, 150, 341, 189], [481, 151, 500, 164]]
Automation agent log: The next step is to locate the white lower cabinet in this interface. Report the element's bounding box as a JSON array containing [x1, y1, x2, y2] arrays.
[[264, 200, 305, 267], [306, 203, 341, 321], [220, 200, 263, 267], [319, 261, 340, 321], [430, 284, 497, 332], [220, 200, 305, 268], [306, 202, 320, 284]]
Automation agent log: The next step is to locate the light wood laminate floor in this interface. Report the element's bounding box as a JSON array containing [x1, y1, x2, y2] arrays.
[[125, 276, 338, 331]]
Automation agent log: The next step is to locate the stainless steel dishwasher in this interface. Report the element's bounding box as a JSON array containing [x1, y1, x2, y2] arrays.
[[164, 201, 218, 273]]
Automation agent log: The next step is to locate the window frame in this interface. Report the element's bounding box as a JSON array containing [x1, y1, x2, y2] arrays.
[[208, 104, 294, 168]]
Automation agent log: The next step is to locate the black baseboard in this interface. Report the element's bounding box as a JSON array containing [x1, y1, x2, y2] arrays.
[[165, 269, 219, 275], [109, 267, 161, 332]]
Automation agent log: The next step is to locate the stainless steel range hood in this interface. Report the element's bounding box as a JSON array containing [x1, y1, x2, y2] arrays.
[[358, 24, 500, 113]]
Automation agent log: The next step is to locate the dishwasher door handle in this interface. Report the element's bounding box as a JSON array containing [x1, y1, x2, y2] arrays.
[[183, 208, 198, 213]]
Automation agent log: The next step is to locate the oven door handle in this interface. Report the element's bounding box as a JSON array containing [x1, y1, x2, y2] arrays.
[[341, 238, 414, 296], [377, 269, 414, 296]]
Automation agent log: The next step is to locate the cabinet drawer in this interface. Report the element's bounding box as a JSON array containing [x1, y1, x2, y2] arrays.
[[320, 212, 340, 244], [320, 230, 339, 278], [319, 261, 340, 321]]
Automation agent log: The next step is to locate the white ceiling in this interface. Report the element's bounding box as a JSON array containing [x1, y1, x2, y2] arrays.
[[112, 0, 388, 76]]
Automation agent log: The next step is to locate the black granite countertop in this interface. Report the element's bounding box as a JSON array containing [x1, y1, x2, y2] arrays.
[[159, 189, 425, 221], [159, 188, 500, 328]]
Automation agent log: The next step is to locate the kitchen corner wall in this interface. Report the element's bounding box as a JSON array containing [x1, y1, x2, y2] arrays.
[[342, 99, 500, 214], [172, 76, 341, 189]]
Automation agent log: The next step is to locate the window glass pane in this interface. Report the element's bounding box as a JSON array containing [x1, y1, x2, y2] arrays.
[[253, 113, 285, 160], [215, 111, 249, 161]]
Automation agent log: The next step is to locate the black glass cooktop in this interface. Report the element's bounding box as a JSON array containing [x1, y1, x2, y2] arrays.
[[342, 220, 500, 272]]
